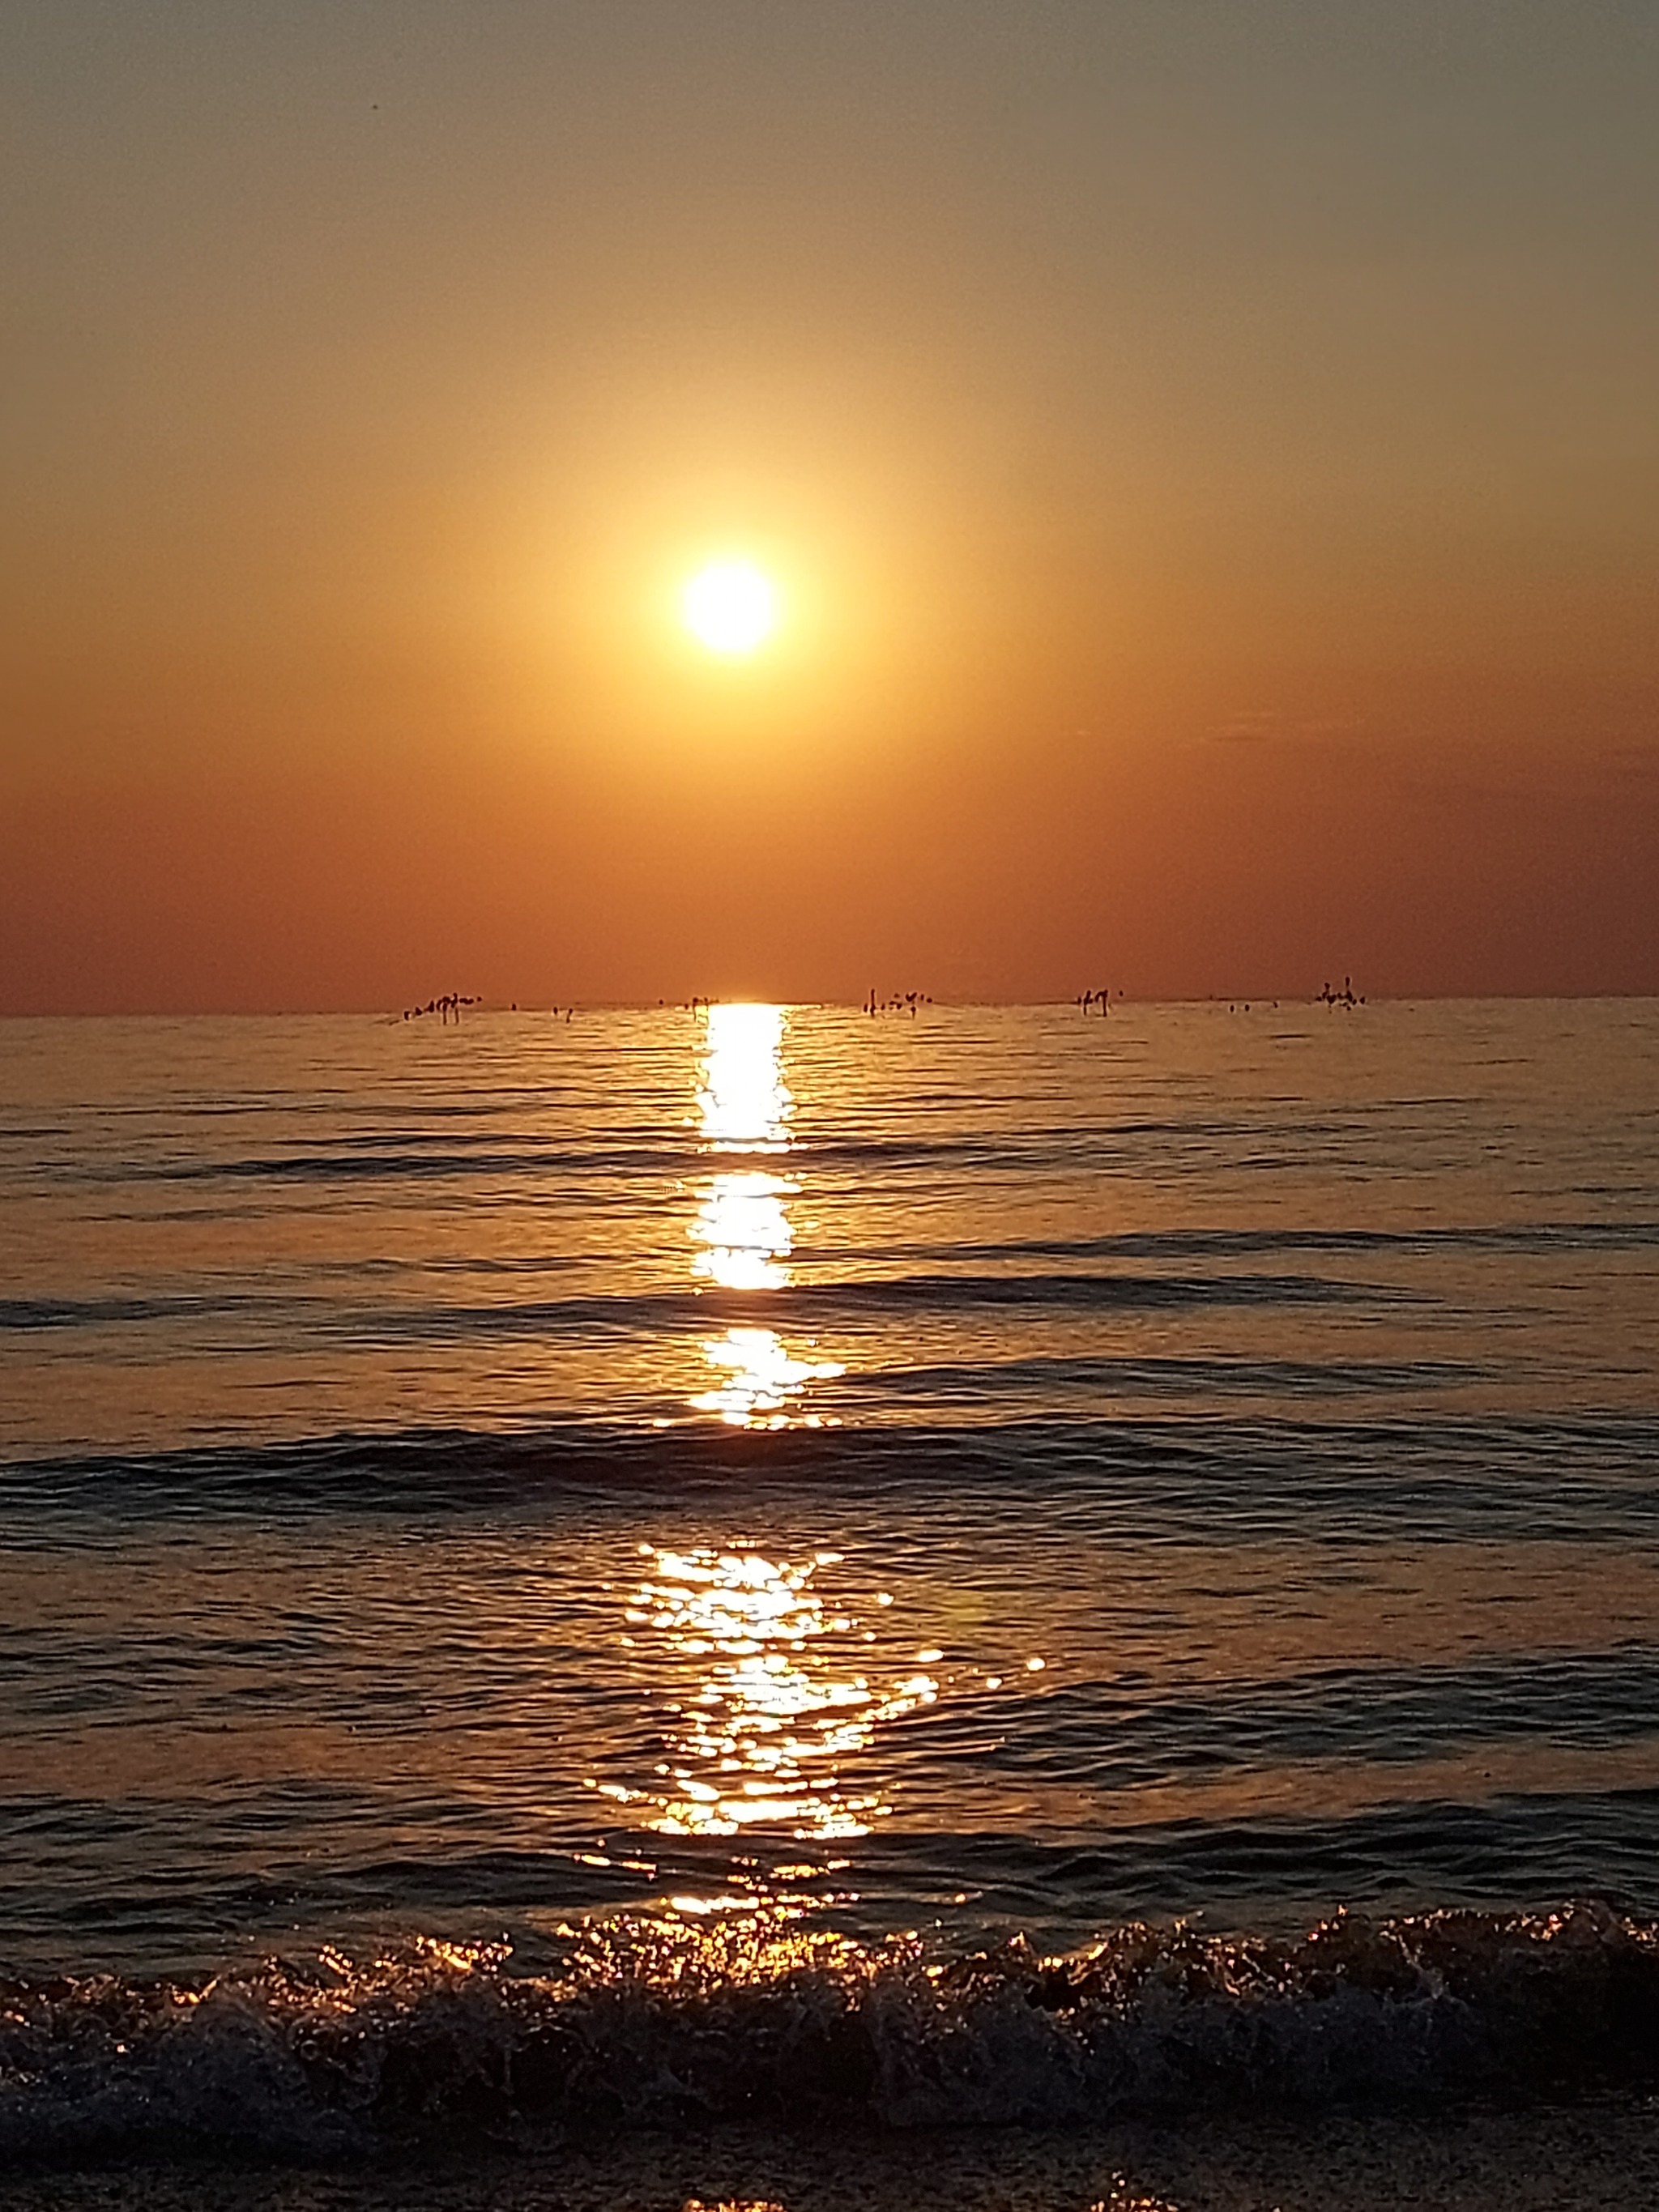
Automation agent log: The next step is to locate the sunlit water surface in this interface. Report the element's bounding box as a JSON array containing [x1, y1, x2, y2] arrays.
[[0, 999, 1655, 1985]]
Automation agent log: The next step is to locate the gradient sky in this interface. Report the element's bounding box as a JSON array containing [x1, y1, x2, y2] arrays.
[[3, 0, 1656, 1010]]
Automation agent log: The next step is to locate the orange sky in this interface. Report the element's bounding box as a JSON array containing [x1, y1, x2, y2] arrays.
[[3, 2, 1655, 1010]]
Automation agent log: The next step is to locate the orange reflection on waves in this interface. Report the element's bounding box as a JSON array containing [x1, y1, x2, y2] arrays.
[[691, 1327, 844, 1428], [697, 1002, 791, 1152], [693, 1171, 794, 1291], [689, 1004, 843, 1427], [623, 1545, 938, 1840]]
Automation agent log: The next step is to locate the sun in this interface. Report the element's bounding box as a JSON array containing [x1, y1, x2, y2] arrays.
[[681, 560, 778, 655]]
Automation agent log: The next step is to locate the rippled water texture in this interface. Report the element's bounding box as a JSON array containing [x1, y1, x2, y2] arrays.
[[0, 999, 1655, 2001]]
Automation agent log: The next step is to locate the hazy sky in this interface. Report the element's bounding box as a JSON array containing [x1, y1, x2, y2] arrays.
[[3, 0, 1656, 1009]]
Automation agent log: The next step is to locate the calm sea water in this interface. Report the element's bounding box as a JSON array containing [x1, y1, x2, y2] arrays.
[[2, 999, 1657, 2152]]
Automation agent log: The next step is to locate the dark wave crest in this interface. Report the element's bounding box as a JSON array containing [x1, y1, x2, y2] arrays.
[[7, 1415, 1656, 1539], [5, 1903, 1659, 2161]]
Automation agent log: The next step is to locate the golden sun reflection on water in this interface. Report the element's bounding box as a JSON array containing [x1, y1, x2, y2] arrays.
[[693, 1171, 794, 1291], [689, 1004, 844, 1427], [691, 1328, 845, 1429], [697, 1002, 791, 1152], [615, 1545, 938, 1841]]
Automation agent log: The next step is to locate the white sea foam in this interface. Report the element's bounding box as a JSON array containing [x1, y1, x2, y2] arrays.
[[2, 1904, 1657, 2161]]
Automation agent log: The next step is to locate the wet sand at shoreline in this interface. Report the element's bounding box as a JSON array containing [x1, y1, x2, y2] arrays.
[[5, 2106, 1659, 2212]]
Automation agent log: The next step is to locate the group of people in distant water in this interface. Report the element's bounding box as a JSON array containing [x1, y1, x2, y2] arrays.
[[1319, 976, 1365, 1008], [399, 983, 1365, 1025], [401, 992, 480, 1024]]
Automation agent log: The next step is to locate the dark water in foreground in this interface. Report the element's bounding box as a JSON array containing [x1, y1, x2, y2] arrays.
[[1, 999, 1655, 2156]]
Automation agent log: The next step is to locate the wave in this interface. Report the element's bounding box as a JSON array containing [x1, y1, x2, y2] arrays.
[[107, 1132, 1049, 1186], [4, 1903, 1659, 2159], [6, 1414, 1657, 1532], [893, 1221, 1659, 1263], [0, 1268, 1391, 1341]]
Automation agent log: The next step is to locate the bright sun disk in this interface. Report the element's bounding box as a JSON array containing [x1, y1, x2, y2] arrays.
[[682, 560, 778, 654]]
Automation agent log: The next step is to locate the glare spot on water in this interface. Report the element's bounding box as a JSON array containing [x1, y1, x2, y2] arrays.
[[687, 1003, 847, 1428], [692, 1328, 846, 1428], [616, 1545, 940, 1844], [693, 1171, 796, 1290], [697, 1003, 791, 1151]]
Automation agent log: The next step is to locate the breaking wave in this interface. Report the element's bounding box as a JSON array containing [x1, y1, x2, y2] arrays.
[[6, 1903, 1659, 2162]]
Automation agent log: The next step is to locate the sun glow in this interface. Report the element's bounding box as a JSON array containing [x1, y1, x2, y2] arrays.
[[681, 560, 778, 654]]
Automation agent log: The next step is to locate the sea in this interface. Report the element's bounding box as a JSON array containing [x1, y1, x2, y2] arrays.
[[1, 997, 1657, 2166]]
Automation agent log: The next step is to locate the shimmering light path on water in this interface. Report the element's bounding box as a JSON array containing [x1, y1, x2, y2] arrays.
[[688, 1001, 844, 1425], [0, 999, 1655, 1984]]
